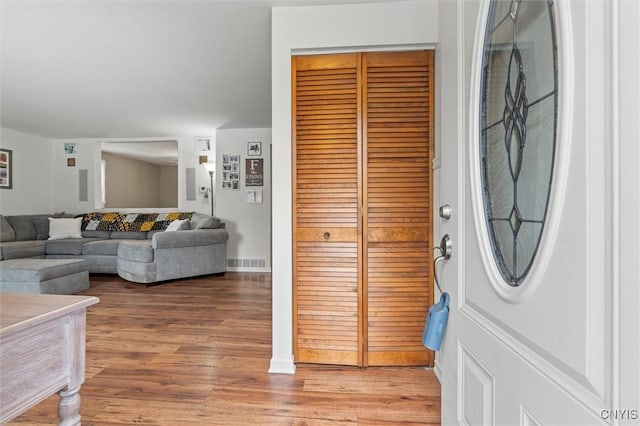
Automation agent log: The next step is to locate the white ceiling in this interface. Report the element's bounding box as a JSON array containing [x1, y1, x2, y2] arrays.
[[0, 0, 405, 140]]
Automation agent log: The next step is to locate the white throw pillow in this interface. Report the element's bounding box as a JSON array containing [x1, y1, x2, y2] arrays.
[[48, 217, 82, 240], [165, 219, 189, 232]]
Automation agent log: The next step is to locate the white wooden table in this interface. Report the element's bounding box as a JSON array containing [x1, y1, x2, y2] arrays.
[[0, 292, 99, 425]]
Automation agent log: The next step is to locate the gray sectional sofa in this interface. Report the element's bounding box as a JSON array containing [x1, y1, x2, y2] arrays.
[[0, 211, 228, 293]]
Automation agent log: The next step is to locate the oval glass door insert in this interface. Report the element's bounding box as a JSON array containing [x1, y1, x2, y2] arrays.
[[480, 0, 558, 286]]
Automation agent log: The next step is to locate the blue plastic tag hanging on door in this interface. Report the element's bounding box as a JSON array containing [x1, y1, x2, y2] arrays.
[[422, 292, 450, 351]]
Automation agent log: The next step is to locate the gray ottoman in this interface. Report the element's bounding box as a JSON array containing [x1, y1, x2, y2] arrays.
[[0, 258, 90, 294]]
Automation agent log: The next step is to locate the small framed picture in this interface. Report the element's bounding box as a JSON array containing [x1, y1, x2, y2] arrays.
[[196, 137, 212, 152], [67, 158, 76, 167], [0, 148, 13, 189], [199, 155, 208, 164], [64, 142, 77, 155], [247, 141, 261, 156]]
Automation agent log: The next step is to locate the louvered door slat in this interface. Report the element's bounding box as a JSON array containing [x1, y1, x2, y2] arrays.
[[293, 53, 362, 366], [364, 51, 434, 366]]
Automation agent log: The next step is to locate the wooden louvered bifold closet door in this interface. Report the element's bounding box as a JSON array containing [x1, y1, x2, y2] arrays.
[[363, 51, 433, 366], [293, 53, 362, 366], [293, 51, 433, 367]]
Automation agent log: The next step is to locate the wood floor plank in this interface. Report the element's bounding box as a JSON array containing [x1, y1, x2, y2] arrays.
[[7, 272, 440, 425]]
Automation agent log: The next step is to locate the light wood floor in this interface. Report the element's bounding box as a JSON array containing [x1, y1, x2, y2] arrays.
[[8, 272, 441, 425]]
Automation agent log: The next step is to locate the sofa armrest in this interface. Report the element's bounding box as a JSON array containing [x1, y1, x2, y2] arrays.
[[152, 229, 229, 249]]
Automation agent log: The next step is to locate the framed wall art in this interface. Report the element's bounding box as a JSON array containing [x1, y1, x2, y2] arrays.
[[247, 141, 262, 156], [245, 158, 263, 186], [222, 154, 240, 190], [196, 136, 212, 152], [64, 142, 77, 155], [0, 148, 12, 189]]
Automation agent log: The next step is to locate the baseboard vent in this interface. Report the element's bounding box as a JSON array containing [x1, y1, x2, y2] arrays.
[[227, 257, 269, 271]]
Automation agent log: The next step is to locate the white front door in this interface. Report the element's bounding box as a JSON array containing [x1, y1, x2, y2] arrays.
[[436, 0, 639, 425]]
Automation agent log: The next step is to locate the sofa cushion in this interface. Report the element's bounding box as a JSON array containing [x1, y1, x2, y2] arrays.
[[5, 216, 37, 241], [165, 219, 190, 231], [190, 213, 222, 230], [111, 231, 147, 240], [82, 230, 112, 239], [48, 217, 83, 240], [46, 238, 102, 255], [82, 239, 120, 256], [189, 213, 203, 230], [33, 217, 50, 240], [153, 229, 228, 249], [146, 230, 163, 240], [0, 215, 15, 242], [0, 240, 47, 260], [118, 240, 154, 263], [194, 216, 222, 229]]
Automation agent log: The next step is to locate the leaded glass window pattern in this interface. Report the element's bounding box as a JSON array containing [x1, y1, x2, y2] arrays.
[[480, 0, 558, 286]]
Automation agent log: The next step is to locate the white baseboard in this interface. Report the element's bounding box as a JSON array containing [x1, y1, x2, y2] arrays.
[[433, 359, 442, 382], [268, 357, 296, 375]]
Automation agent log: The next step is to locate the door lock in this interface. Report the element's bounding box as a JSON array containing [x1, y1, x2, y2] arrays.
[[439, 204, 452, 220]]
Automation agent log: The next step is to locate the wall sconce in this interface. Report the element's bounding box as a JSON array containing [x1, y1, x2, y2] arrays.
[[202, 162, 215, 216]]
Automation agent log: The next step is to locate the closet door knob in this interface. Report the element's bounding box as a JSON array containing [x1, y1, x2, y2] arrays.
[[323, 232, 331, 240]]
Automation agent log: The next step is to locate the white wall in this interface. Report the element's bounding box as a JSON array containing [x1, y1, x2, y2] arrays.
[[0, 127, 54, 215], [51, 138, 107, 213], [182, 134, 216, 216], [215, 128, 272, 271], [270, 0, 439, 374]]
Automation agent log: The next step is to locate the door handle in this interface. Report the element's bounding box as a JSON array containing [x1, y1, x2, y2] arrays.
[[437, 234, 452, 260], [433, 234, 452, 293]]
